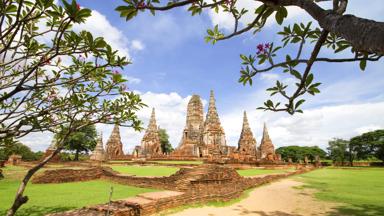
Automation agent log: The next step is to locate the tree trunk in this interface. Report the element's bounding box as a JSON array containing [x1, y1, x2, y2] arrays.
[[268, 0, 384, 55], [74, 149, 79, 161], [6, 147, 62, 216], [349, 144, 353, 167]]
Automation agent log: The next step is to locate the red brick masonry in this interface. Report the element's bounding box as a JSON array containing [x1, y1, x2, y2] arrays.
[[36, 164, 315, 216]]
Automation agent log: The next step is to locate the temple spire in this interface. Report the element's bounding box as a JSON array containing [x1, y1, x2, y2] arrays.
[[262, 122, 270, 141], [259, 122, 275, 158], [96, 132, 103, 149], [140, 107, 162, 155], [90, 131, 106, 161], [147, 107, 158, 131], [205, 90, 220, 124], [106, 124, 124, 158], [242, 111, 250, 130], [238, 111, 257, 155], [48, 136, 57, 151]]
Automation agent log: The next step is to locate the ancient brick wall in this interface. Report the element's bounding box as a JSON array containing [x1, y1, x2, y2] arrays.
[[49, 166, 315, 216], [32, 167, 118, 184]]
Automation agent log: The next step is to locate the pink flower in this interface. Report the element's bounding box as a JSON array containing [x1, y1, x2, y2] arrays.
[[137, 2, 146, 9], [265, 43, 270, 49], [256, 44, 264, 55], [76, 3, 80, 10], [120, 84, 127, 91]]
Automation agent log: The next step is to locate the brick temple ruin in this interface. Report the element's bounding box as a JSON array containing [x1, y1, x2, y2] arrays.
[[90, 133, 106, 162], [105, 124, 125, 159], [135, 108, 163, 157], [172, 91, 233, 158], [88, 90, 281, 162]]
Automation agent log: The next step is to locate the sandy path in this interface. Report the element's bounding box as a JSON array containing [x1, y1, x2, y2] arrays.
[[165, 178, 339, 216]]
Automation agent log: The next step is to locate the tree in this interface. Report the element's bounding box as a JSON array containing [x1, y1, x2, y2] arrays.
[[327, 138, 349, 164], [0, 138, 42, 161], [55, 123, 97, 161], [0, 1, 145, 215], [276, 145, 326, 162], [350, 130, 384, 162], [158, 128, 173, 154], [116, 0, 383, 114]]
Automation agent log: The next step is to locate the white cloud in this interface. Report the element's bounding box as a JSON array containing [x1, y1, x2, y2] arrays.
[[124, 76, 141, 84], [220, 102, 384, 151], [73, 10, 133, 58], [260, 73, 280, 81], [96, 92, 199, 153], [354, 125, 382, 135], [130, 40, 145, 51]]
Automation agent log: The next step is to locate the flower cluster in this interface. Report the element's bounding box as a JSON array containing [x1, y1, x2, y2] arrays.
[[224, 0, 234, 5], [120, 83, 128, 92], [137, 1, 146, 9], [256, 43, 270, 55], [41, 56, 51, 65], [76, 3, 80, 10]]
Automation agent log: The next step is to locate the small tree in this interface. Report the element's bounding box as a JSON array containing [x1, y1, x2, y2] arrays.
[[351, 130, 384, 162], [55, 123, 97, 161], [327, 138, 349, 165], [0, 1, 145, 215], [158, 128, 173, 154]]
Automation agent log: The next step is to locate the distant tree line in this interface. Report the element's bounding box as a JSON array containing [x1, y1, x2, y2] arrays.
[[328, 129, 384, 165], [276, 146, 326, 162], [0, 138, 43, 161]]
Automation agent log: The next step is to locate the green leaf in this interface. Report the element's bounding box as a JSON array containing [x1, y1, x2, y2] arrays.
[[275, 6, 287, 25], [305, 73, 313, 86], [359, 58, 367, 71], [295, 99, 305, 109], [290, 70, 302, 80], [293, 24, 301, 35]]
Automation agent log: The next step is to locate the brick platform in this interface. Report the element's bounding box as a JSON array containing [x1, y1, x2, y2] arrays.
[[41, 165, 315, 216]]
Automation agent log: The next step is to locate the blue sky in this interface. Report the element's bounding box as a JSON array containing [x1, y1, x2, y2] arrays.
[[22, 0, 384, 153]]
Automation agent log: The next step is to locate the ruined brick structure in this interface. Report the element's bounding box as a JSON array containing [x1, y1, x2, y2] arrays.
[[106, 125, 124, 159], [172, 91, 231, 158], [259, 123, 275, 159], [238, 111, 257, 156], [90, 133, 106, 161], [173, 95, 205, 157], [140, 108, 162, 157], [41, 137, 60, 162], [7, 154, 22, 165], [202, 90, 228, 156]]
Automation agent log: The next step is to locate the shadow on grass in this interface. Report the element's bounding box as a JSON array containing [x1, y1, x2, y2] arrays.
[[232, 205, 302, 216], [1, 206, 74, 216], [329, 204, 384, 216]]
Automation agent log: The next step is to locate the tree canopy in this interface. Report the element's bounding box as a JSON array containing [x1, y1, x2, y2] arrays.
[[158, 128, 174, 154], [276, 145, 326, 162], [0, 138, 42, 161], [0, 1, 146, 215], [55, 123, 97, 161], [327, 138, 349, 164], [116, 0, 383, 114], [350, 130, 384, 162]]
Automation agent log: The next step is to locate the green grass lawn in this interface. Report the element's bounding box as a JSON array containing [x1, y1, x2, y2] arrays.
[[0, 166, 158, 216], [148, 160, 203, 165], [296, 167, 384, 216], [109, 165, 179, 176], [237, 168, 293, 177]]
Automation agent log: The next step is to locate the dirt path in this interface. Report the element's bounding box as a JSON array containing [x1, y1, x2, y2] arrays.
[[165, 178, 339, 216]]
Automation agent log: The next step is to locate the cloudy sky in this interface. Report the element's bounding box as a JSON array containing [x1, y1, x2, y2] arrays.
[[21, 0, 384, 153]]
